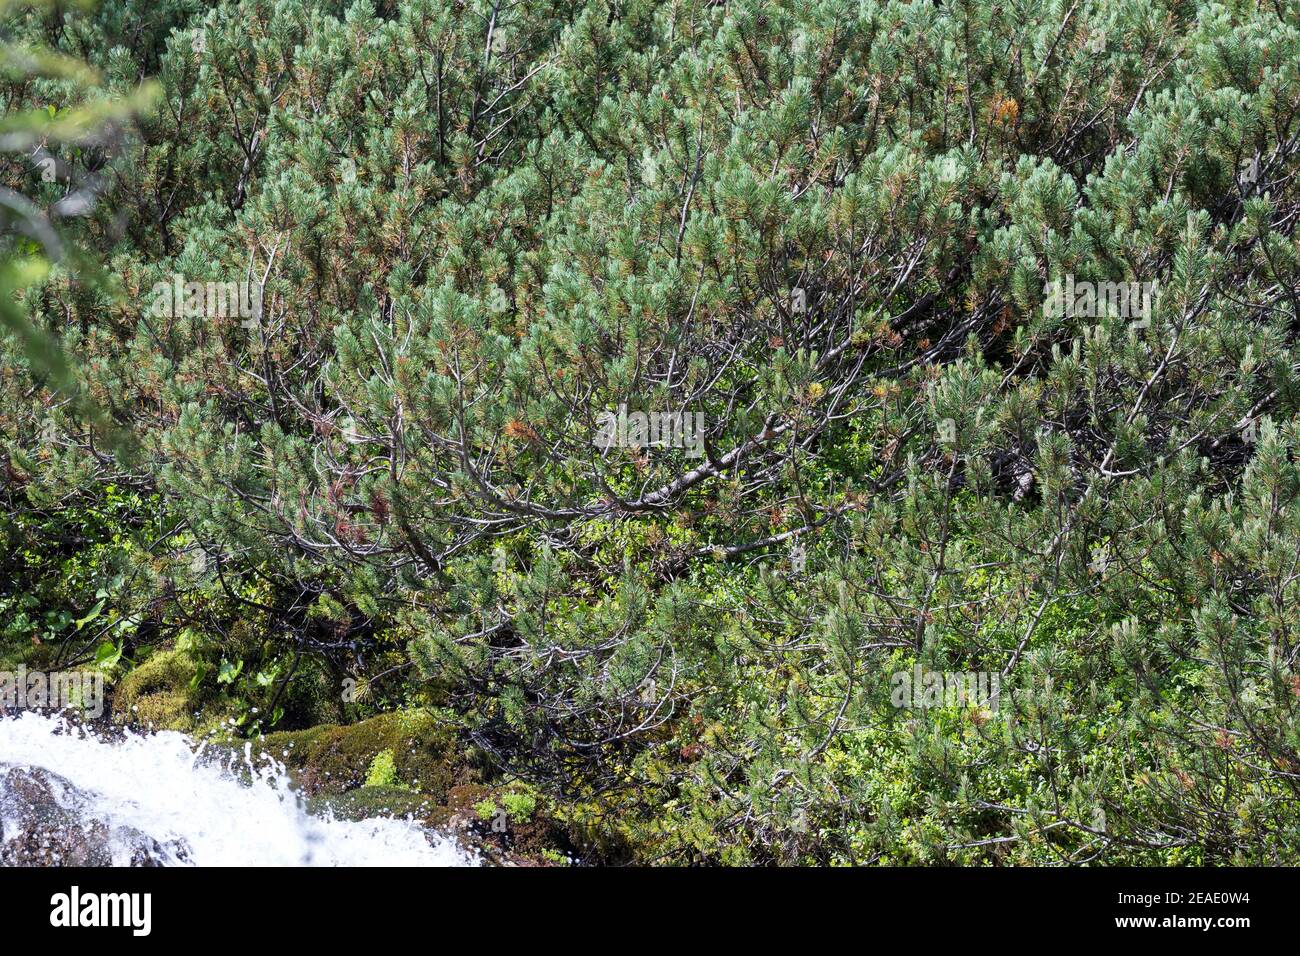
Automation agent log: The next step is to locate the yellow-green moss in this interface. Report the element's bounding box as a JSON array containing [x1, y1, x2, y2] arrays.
[[364, 749, 406, 789]]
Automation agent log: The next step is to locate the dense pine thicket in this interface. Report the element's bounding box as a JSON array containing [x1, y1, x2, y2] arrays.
[[4, 0, 1300, 864]]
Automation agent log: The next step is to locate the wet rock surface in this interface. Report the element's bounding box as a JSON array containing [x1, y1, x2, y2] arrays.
[[0, 765, 187, 866]]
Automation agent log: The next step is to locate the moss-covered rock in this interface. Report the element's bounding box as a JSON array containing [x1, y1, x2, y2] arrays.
[[257, 710, 472, 802], [424, 782, 492, 831], [306, 785, 439, 822], [111, 650, 200, 732]]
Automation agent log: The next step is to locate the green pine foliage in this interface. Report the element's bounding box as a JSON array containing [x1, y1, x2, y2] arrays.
[[5, 0, 1300, 863]]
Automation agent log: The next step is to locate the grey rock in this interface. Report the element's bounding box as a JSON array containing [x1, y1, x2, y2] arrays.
[[0, 765, 188, 866]]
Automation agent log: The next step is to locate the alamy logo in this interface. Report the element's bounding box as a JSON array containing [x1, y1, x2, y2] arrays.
[[50, 887, 151, 936], [0, 666, 104, 718], [593, 404, 705, 458], [1043, 275, 1156, 325], [150, 274, 261, 327], [890, 665, 1001, 712]]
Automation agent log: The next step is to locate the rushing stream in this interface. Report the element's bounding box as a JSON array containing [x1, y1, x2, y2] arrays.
[[0, 712, 476, 866]]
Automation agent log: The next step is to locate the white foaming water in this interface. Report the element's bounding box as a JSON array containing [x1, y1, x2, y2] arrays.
[[0, 712, 476, 866]]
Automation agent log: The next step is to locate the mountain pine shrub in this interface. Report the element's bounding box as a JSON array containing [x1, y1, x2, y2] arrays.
[[4, 0, 1300, 863]]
